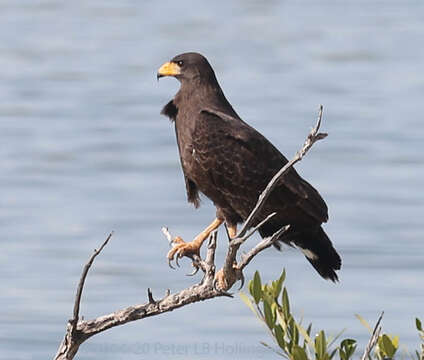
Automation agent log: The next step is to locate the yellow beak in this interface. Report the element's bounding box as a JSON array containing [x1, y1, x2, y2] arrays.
[[157, 61, 181, 79]]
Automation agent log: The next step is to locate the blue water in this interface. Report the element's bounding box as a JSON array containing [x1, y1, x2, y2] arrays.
[[1, 1, 423, 359]]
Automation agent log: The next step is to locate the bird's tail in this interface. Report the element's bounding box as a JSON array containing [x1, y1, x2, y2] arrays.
[[290, 226, 341, 282], [262, 225, 341, 281]]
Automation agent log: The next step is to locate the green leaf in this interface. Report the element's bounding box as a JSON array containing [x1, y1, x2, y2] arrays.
[[264, 300, 275, 329], [276, 308, 289, 334], [275, 269, 286, 298], [292, 345, 308, 360], [248, 279, 254, 296], [306, 323, 312, 336], [263, 284, 274, 305], [416, 318, 423, 331], [292, 319, 299, 347], [282, 287, 290, 316], [346, 344, 357, 359], [381, 334, 396, 357], [271, 302, 278, 317], [287, 316, 295, 352], [340, 338, 357, 360], [274, 324, 286, 350], [341, 339, 356, 347], [315, 330, 326, 360], [391, 335, 399, 349], [252, 271, 262, 304], [281, 269, 286, 282]]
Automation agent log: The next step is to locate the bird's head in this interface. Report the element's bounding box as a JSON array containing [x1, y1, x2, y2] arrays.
[[157, 52, 217, 84]]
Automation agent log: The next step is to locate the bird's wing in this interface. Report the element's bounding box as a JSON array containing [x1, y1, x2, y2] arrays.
[[195, 108, 328, 223], [170, 120, 200, 209]]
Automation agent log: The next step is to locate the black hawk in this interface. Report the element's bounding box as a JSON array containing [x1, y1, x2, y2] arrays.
[[157, 52, 341, 282]]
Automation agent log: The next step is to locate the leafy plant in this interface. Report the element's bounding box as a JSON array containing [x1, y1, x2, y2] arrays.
[[241, 269, 422, 360], [240, 270, 356, 360]]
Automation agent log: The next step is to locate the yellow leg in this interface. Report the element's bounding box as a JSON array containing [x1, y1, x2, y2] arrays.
[[167, 218, 223, 264], [194, 218, 224, 246], [227, 224, 237, 239]]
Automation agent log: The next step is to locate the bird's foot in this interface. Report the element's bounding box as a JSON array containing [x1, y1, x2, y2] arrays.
[[167, 236, 201, 269], [214, 268, 230, 291], [214, 265, 244, 292]]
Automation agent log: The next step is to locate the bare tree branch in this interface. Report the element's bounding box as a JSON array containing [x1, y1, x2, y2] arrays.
[[360, 312, 384, 360], [238, 225, 290, 271], [54, 232, 113, 360], [54, 233, 230, 360], [73, 232, 113, 328], [54, 106, 328, 359]]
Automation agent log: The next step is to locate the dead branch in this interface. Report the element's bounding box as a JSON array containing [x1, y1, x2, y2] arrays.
[[54, 232, 113, 360], [54, 233, 231, 360], [54, 106, 328, 359], [360, 312, 384, 360], [73, 232, 113, 328], [238, 225, 290, 271]]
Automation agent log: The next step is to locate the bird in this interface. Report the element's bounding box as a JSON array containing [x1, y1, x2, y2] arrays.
[[157, 52, 341, 284]]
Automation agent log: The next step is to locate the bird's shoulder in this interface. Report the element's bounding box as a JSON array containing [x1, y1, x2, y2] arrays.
[[196, 107, 285, 160]]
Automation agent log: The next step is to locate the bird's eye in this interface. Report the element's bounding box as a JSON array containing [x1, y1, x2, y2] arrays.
[[176, 60, 184, 66]]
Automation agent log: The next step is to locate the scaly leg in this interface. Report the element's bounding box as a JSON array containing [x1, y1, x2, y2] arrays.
[[226, 224, 237, 240], [167, 218, 223, 267]]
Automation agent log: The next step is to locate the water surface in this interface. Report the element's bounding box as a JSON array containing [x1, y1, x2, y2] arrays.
[[1, 1, 423, 359]]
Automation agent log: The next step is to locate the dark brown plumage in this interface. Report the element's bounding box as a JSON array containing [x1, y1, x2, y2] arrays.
[[158, 52, 341, 281]]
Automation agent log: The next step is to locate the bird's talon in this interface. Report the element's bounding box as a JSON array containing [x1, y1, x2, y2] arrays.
[[186, 266, 199, 276], [238, 272, 245, 290], [168, 259, 175, 270], [213, 278, 219, 292], [166, 236, 202, 270]]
